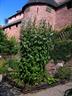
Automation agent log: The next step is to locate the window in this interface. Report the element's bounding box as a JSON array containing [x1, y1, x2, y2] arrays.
[[46, 6, 52, 13], [67, 1, 72, 9]]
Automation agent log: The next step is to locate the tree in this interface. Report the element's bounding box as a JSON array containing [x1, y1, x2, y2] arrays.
[[0, 30, 19, 56]]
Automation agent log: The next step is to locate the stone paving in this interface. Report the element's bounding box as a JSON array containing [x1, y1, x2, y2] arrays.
[[20, 82, 72, 96]]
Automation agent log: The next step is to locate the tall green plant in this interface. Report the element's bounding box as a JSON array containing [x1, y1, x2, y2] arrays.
[[18, 21, 54, 86]]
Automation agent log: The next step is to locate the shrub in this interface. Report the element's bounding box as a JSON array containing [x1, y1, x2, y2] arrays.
[[0, 30, 19, 56], [5, 58, 20, 79], [50, 40, 72, 62], [6, 58, 19, 70], [0, 66, 7, 74], [0, 58, 6, 66], [0, 30, 19, 84], [46, 75, 57, 85], [55, 67, 72, 80], [18, 21, 55, 86], [0, 58, 7, 74], [0, 59, 7, 74], [50, 25, 72, 62], [6, 37, 19, 55]]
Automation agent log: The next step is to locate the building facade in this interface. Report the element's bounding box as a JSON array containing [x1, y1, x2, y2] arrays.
[[3, 0, 72, 40]]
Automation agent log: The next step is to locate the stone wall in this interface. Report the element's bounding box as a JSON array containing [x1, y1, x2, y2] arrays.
[[5, 24, 21, 40], [24, 5, 55, 29], [23, 4, 72, 30], [55, 6, 72, 30], [4, 4, 72, 39]]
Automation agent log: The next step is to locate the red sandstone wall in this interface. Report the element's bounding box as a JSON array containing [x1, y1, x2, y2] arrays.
[[5, 5, 55, 40], [4, 24, 21, 41], [23, 5, 56, 29], [23, 5, 72, 30], [4, 4, 72, 40], [55, 6, 72, 30]]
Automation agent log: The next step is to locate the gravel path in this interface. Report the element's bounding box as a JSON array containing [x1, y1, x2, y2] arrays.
[[20, 82, 72, 96]]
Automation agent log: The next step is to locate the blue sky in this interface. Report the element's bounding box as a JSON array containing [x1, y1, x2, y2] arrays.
[[0, 0, 28, 25]]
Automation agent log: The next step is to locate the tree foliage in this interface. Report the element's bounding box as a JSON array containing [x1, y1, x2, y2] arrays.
[[0, 30, 19, 56]]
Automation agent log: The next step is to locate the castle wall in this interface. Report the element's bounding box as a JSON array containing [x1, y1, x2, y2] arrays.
[[4, 2, 72, 40], [23, 5, 56, 29], [55, 6, 72, 30], [4, 24, 21, 40]]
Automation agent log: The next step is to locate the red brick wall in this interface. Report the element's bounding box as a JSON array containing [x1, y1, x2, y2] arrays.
[[55, 6, 72, 30], [4, 24, 21, 41]]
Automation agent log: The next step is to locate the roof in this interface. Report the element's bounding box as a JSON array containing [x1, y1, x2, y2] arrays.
[[29, 0, 71, 7], [28, 0, 58, 7], [8, 10, 22, 19], [3, 19, 22, 29], [22, 0, 71, 9]]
